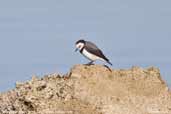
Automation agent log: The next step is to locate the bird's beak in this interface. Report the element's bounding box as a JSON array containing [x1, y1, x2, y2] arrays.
[[75, 48, 78, 52]]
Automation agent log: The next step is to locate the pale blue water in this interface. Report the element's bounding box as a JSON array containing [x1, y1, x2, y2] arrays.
[[0, 0, 171, 92]]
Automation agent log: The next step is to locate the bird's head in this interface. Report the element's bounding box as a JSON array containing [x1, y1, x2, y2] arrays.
[[75, 39, 85, 52]]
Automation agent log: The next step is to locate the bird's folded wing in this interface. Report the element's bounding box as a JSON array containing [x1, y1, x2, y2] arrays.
[[85, 42, 109, 62]]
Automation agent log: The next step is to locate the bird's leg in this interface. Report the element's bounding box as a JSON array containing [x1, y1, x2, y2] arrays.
[[103, 64, 112, 72], [85, 61, 94, 66]]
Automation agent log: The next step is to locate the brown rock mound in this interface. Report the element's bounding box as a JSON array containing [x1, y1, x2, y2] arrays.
[[0, 65, 171, 114]]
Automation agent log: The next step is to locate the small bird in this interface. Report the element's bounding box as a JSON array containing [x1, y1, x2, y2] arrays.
[[75, 39, 112, 66]]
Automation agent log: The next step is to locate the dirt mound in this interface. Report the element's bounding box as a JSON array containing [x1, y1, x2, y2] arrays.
[[0, 65, 171, 114]]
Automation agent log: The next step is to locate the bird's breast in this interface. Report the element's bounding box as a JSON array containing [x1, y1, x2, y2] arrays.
[[82, 49, 100, 61]]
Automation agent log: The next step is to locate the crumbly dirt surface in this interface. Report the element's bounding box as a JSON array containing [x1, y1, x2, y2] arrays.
[[0, 65, 171, 114]]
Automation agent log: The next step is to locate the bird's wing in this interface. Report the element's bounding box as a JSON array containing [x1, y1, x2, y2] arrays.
[[85, 41, 109, 62]]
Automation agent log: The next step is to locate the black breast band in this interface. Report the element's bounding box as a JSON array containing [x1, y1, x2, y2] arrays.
[[80, 47, 85, 53]]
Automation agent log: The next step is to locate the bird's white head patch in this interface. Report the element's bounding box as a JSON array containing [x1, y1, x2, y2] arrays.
[[76, 42, 84, 50], [75, 39, 85, 51]]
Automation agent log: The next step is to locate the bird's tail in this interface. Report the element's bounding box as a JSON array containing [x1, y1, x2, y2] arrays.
[[102, 54, 113, 66], [107, 60, 112, 66]]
